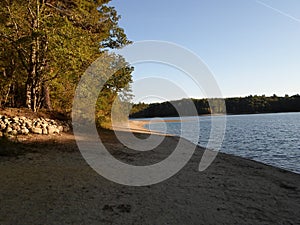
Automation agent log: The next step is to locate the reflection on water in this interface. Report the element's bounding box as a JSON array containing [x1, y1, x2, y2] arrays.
[[144, 112, 300, 174]]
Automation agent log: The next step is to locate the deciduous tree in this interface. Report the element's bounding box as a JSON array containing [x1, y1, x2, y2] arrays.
[[0, 0, 132, 114]]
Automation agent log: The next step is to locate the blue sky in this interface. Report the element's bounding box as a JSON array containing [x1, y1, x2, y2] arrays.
[[110, 0, 300, 102]]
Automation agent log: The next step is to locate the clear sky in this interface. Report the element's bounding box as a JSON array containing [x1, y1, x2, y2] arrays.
[[109, 0, 300, 102]]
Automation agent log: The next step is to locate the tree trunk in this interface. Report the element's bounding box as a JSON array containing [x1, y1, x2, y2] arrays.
[[25, 77, 40, 112], [31, 84, 37, 112], [27, 1, 40, 112], [25, 79, 32, 109], [42, 83, 52, 110]]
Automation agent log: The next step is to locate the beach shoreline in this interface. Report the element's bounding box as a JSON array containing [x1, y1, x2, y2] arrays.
[[0, 121, 299, 224], [113, 119, 174, 136]]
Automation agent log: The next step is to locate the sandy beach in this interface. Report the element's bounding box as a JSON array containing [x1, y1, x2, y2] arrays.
[[0, 120, 299, 225]]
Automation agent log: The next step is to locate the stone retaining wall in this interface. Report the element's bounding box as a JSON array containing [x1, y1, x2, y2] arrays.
[[0, 115, 70, 137]]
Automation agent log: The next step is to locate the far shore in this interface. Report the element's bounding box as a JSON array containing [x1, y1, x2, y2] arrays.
[[129, 111, 300, 120]]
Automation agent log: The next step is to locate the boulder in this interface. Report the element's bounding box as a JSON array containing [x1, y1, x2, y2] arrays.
[[31, 127, 43, 134], [25, 121, 32, 129], [20, 116, 26, 121], [42, 127, 48, 135], [34, 122, 41, 128], [12, 125, 20, 132], [0, 122, 6, 130], [47, 126, 59, 134], [21, 128, 29, 135], [63, 125, 70, 132], [58, 126, 64, 132], [6, 127, 12, 134], [11, 130, 18, 136]]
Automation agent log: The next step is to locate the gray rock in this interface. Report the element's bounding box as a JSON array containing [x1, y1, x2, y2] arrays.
[[31, 127, 43, 134], [58, 126, 64, 132], [20, 116, 26, 121], [47, 126, 58, 134], [12, 125, 20, 131], [0, 115, 68, 135], [35, 122, 41, 128], [21, 128, 29, 135], [11, 130, 18, 136], [25, 121, 32, 128], [63, 125, 70, 132], [0, 122, 6, 130], [6, 127, 12, 134], [42, 128, 48, 135]]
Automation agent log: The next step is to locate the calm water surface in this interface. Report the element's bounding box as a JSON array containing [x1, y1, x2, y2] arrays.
[[143, 112, 300, 174]]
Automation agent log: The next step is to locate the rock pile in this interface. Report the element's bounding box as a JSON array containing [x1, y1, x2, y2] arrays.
[[0, 115, 70, 137]]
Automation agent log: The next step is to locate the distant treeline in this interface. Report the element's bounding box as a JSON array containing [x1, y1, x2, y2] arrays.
[[130, 94, 300, 118]]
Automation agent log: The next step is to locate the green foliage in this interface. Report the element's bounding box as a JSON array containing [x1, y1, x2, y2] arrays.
[[130, 95, 300, 118], [0, 0, 134, 126], [94, 54, 134, 125], [225, 95, 300, 114], [131, 102, 149, 115]]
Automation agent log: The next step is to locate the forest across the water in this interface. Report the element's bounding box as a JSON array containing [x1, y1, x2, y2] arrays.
[[130, 94, 300, 118]]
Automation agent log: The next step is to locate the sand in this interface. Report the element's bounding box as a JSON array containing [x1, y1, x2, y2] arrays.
[[0, 120, 299, 225]]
